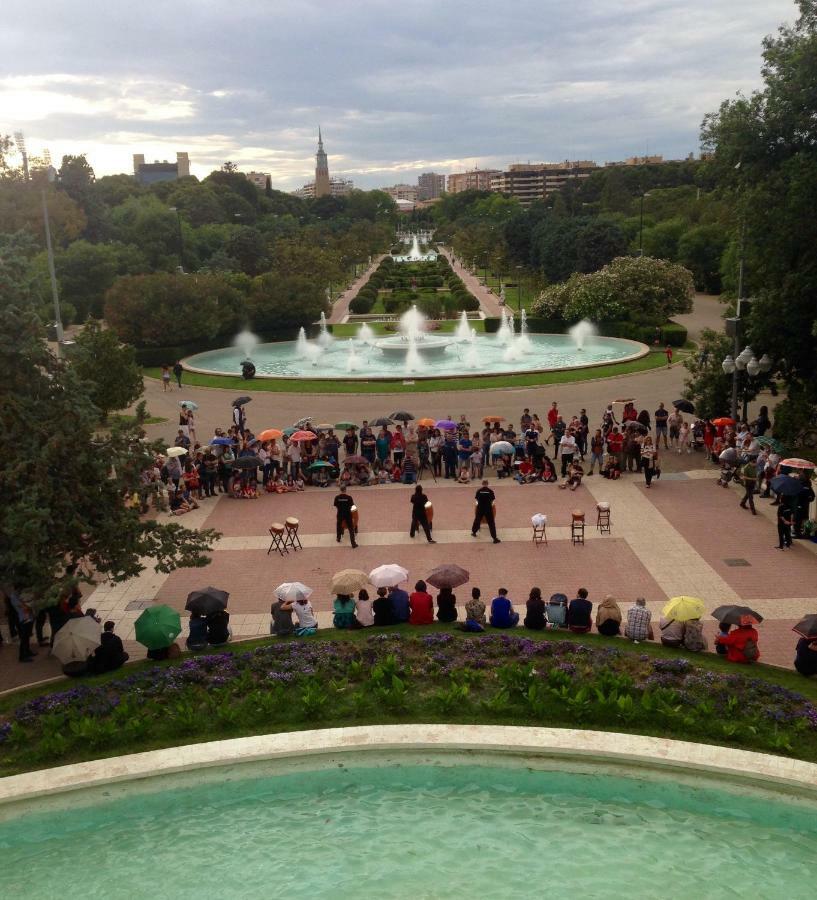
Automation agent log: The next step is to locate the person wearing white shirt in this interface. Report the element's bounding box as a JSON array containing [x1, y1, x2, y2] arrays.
[[559, 431, 578, 477]]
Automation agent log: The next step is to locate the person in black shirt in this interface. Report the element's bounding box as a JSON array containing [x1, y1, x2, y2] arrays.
[[776, 504, 793, 549], [524, 587, 546, 630], [409, 484, 435, 543], [334, 486, 358, 548], [89, 621, 129, 673], [372, 587, 393, 626], [472, 480, 500, 543], [173, 361, 183, 388]]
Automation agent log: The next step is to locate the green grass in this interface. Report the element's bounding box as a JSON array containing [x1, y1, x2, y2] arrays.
[[479, 272, 540, 311], [147, 348, 674, 395], [330, 320, 487, 338], [109, 412, 167, 426]]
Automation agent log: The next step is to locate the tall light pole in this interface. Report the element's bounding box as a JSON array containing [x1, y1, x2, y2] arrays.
[[41, 166, 64, 356], [638, 191, 651, 256], [169, 206, 184, 272]]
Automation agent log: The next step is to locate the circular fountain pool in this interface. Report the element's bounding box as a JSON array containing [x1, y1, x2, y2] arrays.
[[184, 331, 648, 381]]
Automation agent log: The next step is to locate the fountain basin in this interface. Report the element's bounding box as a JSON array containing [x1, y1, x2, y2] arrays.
[[183, 333, 649, 381]]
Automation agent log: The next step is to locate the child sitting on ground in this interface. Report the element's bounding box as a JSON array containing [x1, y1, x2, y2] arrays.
[[241, 479, 258, 499], [457, 464, 471, 484], [602, 452, 620, 479], [559, 460, 584, 491]]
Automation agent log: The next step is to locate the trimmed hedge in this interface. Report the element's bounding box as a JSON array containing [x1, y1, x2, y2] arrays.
[[482, 317, 687, 345]]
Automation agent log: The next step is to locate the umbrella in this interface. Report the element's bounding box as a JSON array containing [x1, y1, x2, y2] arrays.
[[482, 415, 506, 422], [711, 604, 764, 626], [166, 446, 187, 457], [672, 399, 695, 414], [232, 455, 262, 470], [308, 460, 334, 470], [755, 436, 786, 453], [135, 605, 182, 650], [275, 582, 313, 603], [770, 474, 803, 497], [331, 569, 370, 595], [210, 437, 235, 447], [369, 564, 409, 588], [292, 416, 313, 428], [417, 418, 436, 428], [490, 440, 514, 455], [662, 596, 705, 622], [282, 427, 297, 437], [315, 423, 334, 431], [624, 421, 647, 432], [335, 422, 357, 431], [718, 447, 738, 464], [612, 398, 636, 404], [792, 615, 817, 640], [780, 458, 816, 470], [185, 587, 229, 616], [257, 428, 283, 442], [426, 564, 470, 589], [343, 455, 370, 466], [370, 417, 394, 427], [179, 400, 199, 411], [390, 411, 415, 422], [435, 419, 456, 430], [51, 616, 102, 665], [712, 417, 735, 427], [232, 396, 252, 407], [289, 430, 316, 442]]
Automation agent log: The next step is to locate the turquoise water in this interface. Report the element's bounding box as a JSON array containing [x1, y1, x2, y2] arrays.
[[1, 756, 815, 899], [184, 334, 643, 380]]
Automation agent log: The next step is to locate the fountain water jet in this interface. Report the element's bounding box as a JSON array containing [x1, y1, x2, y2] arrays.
[[346, 339, 362, 372], [400, 304, 426, 342], [404, 334, 421, 374], [233, 328, 260, 359], [316, 311, 333, 349], [569, 319, 598, 351], [357, 323, 375, 345], [294, 327, 309, 356], [455, 311, 472, 342], [516, 309, 532, 353], [496, 309, 512, 345]]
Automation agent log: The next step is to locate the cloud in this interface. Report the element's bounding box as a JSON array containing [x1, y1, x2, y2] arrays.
[[2, 0, 796, 188]]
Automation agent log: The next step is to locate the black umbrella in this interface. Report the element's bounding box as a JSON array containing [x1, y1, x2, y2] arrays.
[[793, 615, 817, 640], [770, 474, 802, 497], [390, 411, 415, 422], [185, 587, 229, 616], [232, 396, 252, 407], [370, 417, 393, 427], [624, 421, 647, 432], [232, 455, 262, 469], [711, 604, 764, 625], [673, 399, 695, 414]]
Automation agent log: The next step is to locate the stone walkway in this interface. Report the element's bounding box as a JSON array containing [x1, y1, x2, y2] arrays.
[[438, 248, 504, 317], [326, 255, 387, 324]]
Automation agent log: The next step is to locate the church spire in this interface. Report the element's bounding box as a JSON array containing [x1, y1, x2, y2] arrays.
[[315, 126, 330, 198]]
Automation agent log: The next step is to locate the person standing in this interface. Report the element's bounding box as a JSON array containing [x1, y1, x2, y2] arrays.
[[173, 361, 183, 389], [409, 485, 435, 543], [472, 480, 500, 543], [587, 429, 605, 475], [654, 403, 669, 449], [739, 457, 758, 515], [641, 436, 658, 488], [559, 429, 577, 477], [7, 589, 36, 662], [577, 409, 589, 459], [665, 345, 673, 367], [776, 504, 793, 550], [442, 433, 458, 479], [334, 486, 358, 548], [161, 366, 171, 391], [232, 403, 245, 437]]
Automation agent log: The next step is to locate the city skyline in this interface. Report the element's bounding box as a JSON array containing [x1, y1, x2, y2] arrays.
[[2, 0, 795, 189]]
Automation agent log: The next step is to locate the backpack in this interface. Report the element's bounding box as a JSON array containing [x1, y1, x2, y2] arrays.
[[742, 638, 759, 662], [683, 622, 706, 652]]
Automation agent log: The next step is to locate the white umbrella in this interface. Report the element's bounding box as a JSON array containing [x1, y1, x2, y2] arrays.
[[490, 441, 514, 456], [166, 446, 187, 457], [275, 582, 313, 603], [369, 564, 409, 588], [52, 616, 102, 665]]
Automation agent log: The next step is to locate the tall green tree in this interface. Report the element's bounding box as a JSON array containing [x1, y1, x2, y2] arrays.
[[0, 308, 217, 607]]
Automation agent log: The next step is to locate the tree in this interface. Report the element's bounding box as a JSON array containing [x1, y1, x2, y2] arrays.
[[0, 231, 39, 311], [69, 320, 144, 420], [108, 195, 180, 269], [105, 272, 244, 346], [575, 219, 628, 273], [225, 226, 268, 275], [640, 218, 687, 261], [0, 307, 217, 608], [0, 181, 87, 246], [682, 328, 735, 419], [247, 274, 327, 336], [677, 224, 728, 293], [58, 154, 95, 200]]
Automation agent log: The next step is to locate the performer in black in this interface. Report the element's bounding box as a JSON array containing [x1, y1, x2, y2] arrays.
[[334, 486, 358, 548], [472, 480, 500, 543], [409, 484, 436, 543]]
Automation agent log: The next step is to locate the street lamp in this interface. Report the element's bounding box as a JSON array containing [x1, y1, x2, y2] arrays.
[[723, 346, 772, 422], [40, 166, 64, 356], [168, 207, 184, 272], [638, 191, 651, 256]]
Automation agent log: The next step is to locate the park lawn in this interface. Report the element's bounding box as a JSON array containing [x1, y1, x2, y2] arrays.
[[146, 348, 673, 395], [481, 272, 540, 310], [1, 625, 816, 775]]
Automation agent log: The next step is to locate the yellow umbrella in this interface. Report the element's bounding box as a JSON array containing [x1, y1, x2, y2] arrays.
[[662, 596, 705, 622], [330, 569, 370, 595]]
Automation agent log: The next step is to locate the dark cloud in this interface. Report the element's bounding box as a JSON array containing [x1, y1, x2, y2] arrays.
[[2, 0, 794, 187]]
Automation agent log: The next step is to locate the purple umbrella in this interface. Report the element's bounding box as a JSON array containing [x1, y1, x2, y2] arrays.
[[435, 419, 457, 430]]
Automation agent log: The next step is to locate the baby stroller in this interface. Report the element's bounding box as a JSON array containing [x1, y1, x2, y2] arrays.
[[717, 448, 739, 487], [691, 420, 705, 452]]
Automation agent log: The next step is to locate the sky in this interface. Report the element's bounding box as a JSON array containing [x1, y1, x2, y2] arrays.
[[1, 0, 796, 190]]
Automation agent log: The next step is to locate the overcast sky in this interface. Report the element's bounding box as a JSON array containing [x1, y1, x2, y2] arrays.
[[1, 0, 794, 190]]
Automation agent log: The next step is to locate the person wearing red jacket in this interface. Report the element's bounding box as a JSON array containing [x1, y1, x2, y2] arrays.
[[716, 623, 760, 663], [408, 581, 434, 625]]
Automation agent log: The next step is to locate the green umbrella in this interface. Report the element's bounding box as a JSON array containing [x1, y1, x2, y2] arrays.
[[335, 422, 357, 431], [308, 460, 335, 470], [755, 435, 786, 453], [283, 427, 297, 437], [135, 605, 182, 651]]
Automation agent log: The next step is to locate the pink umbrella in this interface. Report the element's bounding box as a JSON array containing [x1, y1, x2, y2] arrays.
[[780, 458, 816, 470]]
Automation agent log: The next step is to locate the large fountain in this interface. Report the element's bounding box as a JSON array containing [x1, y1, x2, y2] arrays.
[[392, 234, 437, 263]]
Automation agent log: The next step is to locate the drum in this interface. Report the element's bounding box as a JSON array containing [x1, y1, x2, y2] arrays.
[[342, 505, 360, 533], [475, 501, 496, 524], [571, 510, 585, 523], [424, 500, 433, 524]]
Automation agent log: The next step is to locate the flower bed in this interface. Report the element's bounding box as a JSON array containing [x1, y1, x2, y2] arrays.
[[2, 634, 816, 774]]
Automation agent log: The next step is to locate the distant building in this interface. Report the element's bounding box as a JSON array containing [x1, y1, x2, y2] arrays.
[[292, 177, 354, 199], [417, 172, 445, 201], [314, 128, 330, 198], [133, 152, 190, 185], [446, 169, 500, 194], [245, 171, 269, 190], [382, 183, 418, 203], [490, 161, 598, 206]]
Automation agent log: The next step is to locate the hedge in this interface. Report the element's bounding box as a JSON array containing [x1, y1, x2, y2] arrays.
[[482, 317, 687, 345]]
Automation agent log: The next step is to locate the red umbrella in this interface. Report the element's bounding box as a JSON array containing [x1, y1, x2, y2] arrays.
[[712, 417, 735, 427], [289, 430, 316, 442], [780, 458, 816, 470]]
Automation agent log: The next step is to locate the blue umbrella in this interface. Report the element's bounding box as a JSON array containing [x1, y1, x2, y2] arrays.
[[211, 437, 235, 446], [770, 474, 802, 497]]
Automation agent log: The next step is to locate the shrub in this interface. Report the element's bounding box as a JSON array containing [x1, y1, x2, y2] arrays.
[[349, 293, 375, 314]]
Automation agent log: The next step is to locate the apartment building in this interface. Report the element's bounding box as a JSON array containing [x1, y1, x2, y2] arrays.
[[490, 161, 598, 205], [446, 169, 500, 193]]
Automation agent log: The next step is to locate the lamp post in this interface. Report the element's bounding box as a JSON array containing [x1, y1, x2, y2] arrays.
[[40, 166, 64, 356], [169, 207, 184, 272], [722, 347, 772, 422], [638, 191, 651, 256]]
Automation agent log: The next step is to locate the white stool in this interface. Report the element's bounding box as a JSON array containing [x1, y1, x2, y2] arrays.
[[531, 513, 547, 546]]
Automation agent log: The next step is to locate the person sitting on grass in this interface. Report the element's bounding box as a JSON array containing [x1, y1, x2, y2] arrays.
[[206, 609, 231, 646], [373, 587, 394, 626], [624, 598, 653, 643], [88, 621, 129, 673], [524, 587, 547, 630], [794, 637, 817, 677], [436, 586, 458, 623], [716, 620, 760, 664], [292, 596, 318, 636], [595, 595, 622, 636], [489, 588, 519, 629], [355, 589, 374, 627], [409, 580, 434, 625], [567, 588, 593, 634], [459, 587, 486, 632], [389, 584, 410, 624], [682, 617, 708, 652], [332, 593, 357, 629], [270, 598, 295, 636], [658, 616, 686, 648], [186, 611, 208, 650]]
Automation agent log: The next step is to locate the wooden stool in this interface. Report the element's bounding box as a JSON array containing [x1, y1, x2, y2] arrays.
[[267, 522, 287, 556], [596, 502, 611, 534], [284, 517, 303, 551], [531, 513, 547, 546], [571, 510, 585, 546]]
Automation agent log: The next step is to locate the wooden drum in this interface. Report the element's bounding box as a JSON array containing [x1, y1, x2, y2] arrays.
[[342, 505, 360, 533], [474, 500, 497, 524], [425, 501, 433, 523]]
